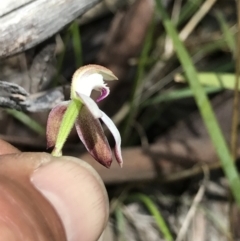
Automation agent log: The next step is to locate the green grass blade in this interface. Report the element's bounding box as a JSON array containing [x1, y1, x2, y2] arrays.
[[54, 33, 71, 85], [6, 109, 45, 136], [128, 193, 173, 241], [215, 11, 236, 54], [70, 21, 82, 68], [178, 0, 203, 26], [123, 18, 155, 143], [115, 207, 127, 241], [177, 72, 238, 90], [144, 86, 221, 106], [156, 0, 240, 206], [57, 36, 68, 73]]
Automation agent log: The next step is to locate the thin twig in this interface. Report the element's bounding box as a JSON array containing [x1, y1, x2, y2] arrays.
[[159, 162, 221, 184], [179, 0, 217, 40], [175, 167, 208, 241], [164, 0, 217, 58]]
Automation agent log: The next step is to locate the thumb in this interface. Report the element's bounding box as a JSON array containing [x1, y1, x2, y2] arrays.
[[31, 155, 109, 241], [0, 152, 109, 241]]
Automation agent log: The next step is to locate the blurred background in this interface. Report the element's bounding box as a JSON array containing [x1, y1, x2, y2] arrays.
[[0, 0, 240, 240]]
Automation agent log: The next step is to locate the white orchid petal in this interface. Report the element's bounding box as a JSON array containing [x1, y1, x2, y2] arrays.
[[100, 111, 123, 167], [74, 73, 104, 97], [71, 65, 116, 100], [75, 92, 103, 119]]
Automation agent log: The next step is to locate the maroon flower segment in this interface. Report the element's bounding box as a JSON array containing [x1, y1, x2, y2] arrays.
[[46, 102, 68, 148], [46, 64, 123, 168], [75, 106, 112, 168]]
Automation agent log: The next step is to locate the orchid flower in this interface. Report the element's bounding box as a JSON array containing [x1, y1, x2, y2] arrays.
[[46, 64, 123, 168]]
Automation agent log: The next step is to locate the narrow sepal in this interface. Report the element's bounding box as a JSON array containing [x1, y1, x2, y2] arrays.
[[75, 92, 102, 119], [100, 111, 123, 167], [75, 106, 113, 168], [46, 101, 69, 148]]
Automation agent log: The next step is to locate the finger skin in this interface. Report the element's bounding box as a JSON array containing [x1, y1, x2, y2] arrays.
[[0, 153, 66, 240], [0, 139, 20, 155], [31, 156, 109, 241], [0, 152, 109, 241]]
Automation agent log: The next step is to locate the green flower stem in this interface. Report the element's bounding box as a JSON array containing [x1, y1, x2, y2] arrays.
[[52, 99, 82, 156]]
